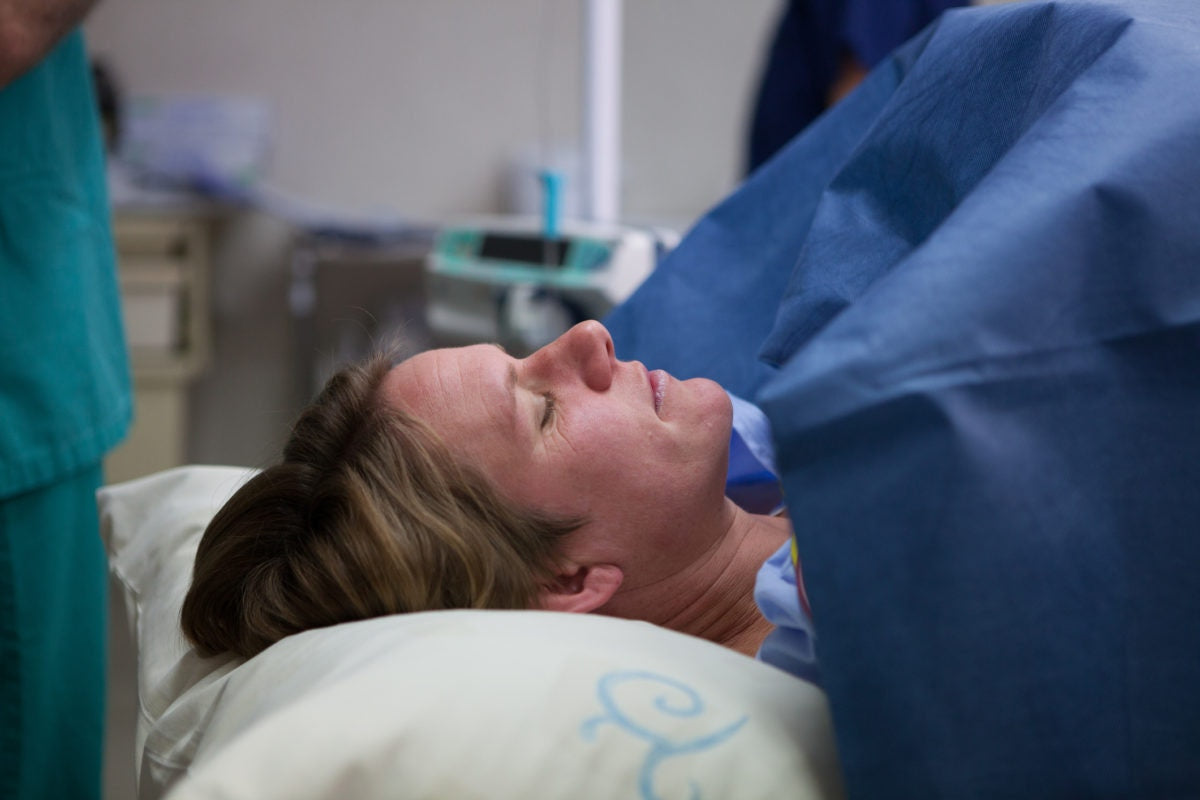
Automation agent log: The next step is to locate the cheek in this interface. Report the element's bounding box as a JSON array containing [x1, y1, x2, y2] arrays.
[[520, 429, 656, 517], [591, 431, 718, 516], [477, 440, 591, 518], [439, 425, 545, 512], [484, 397, 728, 520]]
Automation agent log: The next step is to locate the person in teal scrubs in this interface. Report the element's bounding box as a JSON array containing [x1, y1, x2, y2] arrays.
[[0, 4, 132, 798]]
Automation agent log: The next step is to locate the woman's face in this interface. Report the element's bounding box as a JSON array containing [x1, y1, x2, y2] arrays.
[[380, 321, 734, 587]]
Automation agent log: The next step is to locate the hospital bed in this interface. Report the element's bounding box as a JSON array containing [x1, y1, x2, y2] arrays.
[[99, 1, 1200, 797]]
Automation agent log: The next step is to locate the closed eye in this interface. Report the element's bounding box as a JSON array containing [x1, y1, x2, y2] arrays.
[[539, 392, 557, 430]]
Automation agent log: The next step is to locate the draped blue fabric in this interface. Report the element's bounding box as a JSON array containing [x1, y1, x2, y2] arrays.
[[605, 1, 1200, 796]]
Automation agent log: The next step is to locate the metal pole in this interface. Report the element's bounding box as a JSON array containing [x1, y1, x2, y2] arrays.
[[583, 0, 621, 223]]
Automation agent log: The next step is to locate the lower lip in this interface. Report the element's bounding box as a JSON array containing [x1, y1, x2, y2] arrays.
[[649, 370, 668, 415]]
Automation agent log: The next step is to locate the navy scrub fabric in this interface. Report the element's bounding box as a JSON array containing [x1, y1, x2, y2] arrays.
[[747, 0, 964, 173]]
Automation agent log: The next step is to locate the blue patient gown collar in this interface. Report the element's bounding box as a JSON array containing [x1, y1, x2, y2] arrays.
[[725, 391, 784, 516], [725, 392, 818, 685]]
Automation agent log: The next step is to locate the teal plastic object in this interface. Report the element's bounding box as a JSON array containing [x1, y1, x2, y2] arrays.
[[540, 170, 563, 239]]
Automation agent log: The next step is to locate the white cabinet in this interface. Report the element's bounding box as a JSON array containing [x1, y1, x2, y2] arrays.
[[104, 210, 213, 483]]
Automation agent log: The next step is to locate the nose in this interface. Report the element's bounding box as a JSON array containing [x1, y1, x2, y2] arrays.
[[528, 320, 615, 391]]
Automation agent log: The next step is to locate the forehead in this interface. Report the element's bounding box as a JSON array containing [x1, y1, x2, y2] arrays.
[[379, 344, 514, 442]]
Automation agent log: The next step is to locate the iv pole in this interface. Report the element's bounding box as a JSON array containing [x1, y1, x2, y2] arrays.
[[582, 0, 621, 224]]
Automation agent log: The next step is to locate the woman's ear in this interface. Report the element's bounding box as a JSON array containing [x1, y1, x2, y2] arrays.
[[537, 564, 623, 613]]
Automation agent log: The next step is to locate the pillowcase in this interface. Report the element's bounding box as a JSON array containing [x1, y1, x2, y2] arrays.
[[100, 465, 249, 793], [99, 466, 844, 800]]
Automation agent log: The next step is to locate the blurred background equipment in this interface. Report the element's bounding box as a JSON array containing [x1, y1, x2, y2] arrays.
[[426, 217, 675, 355]]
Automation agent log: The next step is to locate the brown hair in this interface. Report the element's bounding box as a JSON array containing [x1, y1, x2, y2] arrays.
[[181, 351, 584, 659]]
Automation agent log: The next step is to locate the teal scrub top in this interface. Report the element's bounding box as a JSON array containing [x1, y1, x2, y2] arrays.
[[0, 31, 132, 498]]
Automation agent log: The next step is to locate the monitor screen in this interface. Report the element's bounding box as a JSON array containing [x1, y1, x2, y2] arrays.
[[478, 233, 569, 267]]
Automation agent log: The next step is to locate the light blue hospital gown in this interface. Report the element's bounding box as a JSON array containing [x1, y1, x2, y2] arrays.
[[726, 393, 819, 686]]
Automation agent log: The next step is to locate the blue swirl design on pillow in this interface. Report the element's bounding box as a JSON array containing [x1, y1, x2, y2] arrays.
[[580, 670, 749, 800]]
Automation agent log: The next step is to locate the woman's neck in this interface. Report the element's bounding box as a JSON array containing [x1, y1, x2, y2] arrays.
[[607, 502, 791, 657]]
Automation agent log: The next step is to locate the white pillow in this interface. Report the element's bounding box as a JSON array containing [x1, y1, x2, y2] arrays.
[[99, 466, 844, 800]]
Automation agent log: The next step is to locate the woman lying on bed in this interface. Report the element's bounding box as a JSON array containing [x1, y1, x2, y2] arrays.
[[182, 320, 808, 671]]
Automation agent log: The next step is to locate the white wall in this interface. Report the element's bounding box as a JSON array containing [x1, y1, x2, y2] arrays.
[[86, 0, 778, 221], [84, 0, 781, 466]]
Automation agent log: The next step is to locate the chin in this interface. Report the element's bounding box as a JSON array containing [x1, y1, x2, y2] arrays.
[[677, 377, 733, 456], [691, 377, 733, 425]]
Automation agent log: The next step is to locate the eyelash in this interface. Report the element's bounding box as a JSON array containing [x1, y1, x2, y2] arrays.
[[539, 392, 557, 430]]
